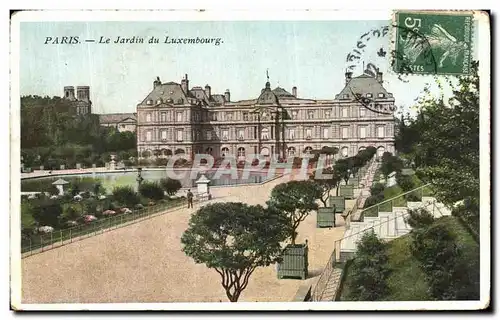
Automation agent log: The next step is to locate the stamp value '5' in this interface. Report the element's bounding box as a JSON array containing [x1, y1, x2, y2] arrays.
[[393, 11, 473, 75]]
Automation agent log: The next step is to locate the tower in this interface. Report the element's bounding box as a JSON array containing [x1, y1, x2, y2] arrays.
[[76, 86, 90, 102], [63, 86, 75, 100]]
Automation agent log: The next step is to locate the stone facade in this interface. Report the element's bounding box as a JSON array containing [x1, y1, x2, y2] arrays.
[[136, 73, 396, 161]]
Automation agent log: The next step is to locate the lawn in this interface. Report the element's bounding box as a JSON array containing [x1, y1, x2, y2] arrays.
[[338, 215, 480, 301]]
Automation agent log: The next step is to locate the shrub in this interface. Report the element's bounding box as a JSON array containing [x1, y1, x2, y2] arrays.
[[31, 199, 63, 228], [370, 183, 385, 197], [112, 186, 141, 207], [405, 208, 435, 229], [404, 193, 422, 202], [396, 173, 415, 192], [160, 178, 182, 196], [155, 158, 169, 166], [347, 231, 390, 301], [139, 181, 164, 201]]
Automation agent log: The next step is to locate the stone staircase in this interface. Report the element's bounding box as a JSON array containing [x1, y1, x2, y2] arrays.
[[339, 195, 452, 261]]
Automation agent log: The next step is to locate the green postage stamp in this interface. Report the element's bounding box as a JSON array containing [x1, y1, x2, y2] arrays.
[[393, 11, 473, 75]]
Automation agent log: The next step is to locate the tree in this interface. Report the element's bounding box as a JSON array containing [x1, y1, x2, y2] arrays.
[[380, 152, 404, 178], [333, 158, 352, 185], [138, 181, 164, 201], [267, 180, 322, 244], [347, 230, 390, 301], [181, 202, 290, 302], [112, 186, 141, 207], [309, 167, 342, 206], [160, 178, 182, 196], [403, 61, 479, 208]]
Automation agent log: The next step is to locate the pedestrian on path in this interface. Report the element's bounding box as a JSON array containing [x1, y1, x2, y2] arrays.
[[187, 189, 194, 208]]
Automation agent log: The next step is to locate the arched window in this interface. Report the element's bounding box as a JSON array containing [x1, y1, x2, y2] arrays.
[[221, 147, 230, 157], [261, 128, 269, 140], [174, 148, 185, 155], [341, 147, 349, 157], [237, 147, 245, 157], [287, 147, 296, 157], [206, 147, 213, 155], [304, 146, 313, 155]]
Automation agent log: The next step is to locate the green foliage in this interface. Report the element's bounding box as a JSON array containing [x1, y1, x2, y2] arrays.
[[181, 202, 290, 302], [309, 167, 341, 207], [267, 180, 322, 244], [112, 186, 141, 207], [396, 173, 415, 192], [410, 222, 478, 300], [405, 208, 435, 229], [400, 62, 479, 207], [31, 199, 63, 228], [160, 178, 182, 196], [380, 152, 404, 178], [138, 181, 164, 201], [347, 231, 391, 301], [452, 201, 479, 238], [21, 95, 137, 169], [370, 183, 385, 197]]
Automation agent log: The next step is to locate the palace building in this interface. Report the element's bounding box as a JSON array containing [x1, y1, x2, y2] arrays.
[[136, 73, 396, 161]]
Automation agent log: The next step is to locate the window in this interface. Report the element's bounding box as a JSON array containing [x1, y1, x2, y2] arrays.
[[221, 147, 230, 157], [160, 112, 166, 122], [341, 127, 349, 139], [176, 129, 183, 141], [238, 147, 245, 157], [210, 112, 217, 121], [306, 128, 312, 139], [325, 110, 331, 118], [378, 93, 385, 98], [261, 128, 269, 140], [193, 113, 200, 122], [238, 129, 244, 140], [323, 127, 329, 139], [146, 100, 153, 105], [146, 113, 152, 122], [288, 147, 296, 156], [146, 131, 152, 141], [243, 112, 249, 121], [307, 111, 314, 119], [292, 111, 298, 120], [360, 108, 366, 117], [359, 126, 367, 139], [366, 93, 373, 98], [161, 130, 167, 140], [222, 129, 229, 141], [342, 108, 349, 118], [343, 94, 349, 99], [377, 126, 385, 138], [226, 112, 233, 121], [289, 128, 295, 140], [206, 131, 212, 140], [176, 112, 183, 122], [157, 99, 162, 104]]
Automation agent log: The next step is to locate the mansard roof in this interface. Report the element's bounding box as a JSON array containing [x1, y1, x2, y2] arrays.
[[335, 74, 394, 100], [272, 87, 295, 98], [140, 82, 189, 105]]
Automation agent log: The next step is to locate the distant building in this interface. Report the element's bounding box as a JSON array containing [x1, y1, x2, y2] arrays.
[[63, 85, 92, 115], [99, 113, 137, 132], [136, 73, 396, 161]]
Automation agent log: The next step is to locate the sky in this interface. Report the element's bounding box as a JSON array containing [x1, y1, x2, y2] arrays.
[[19, 20, 478, 115]]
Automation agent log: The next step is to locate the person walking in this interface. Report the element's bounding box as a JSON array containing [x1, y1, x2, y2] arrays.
[[186, 189, 194, 208]]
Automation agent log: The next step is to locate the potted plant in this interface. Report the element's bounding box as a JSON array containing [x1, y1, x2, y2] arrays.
[[316, 205, 336, 228], [267, 180, 322, 280]]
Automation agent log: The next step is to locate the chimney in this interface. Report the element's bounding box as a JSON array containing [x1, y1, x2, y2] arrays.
[[345, 72, 353, 85], [292, 86, 297, 97], [153, 76, 161, 88], [181, 74, 189, 93], [204, 84, 211, 98], [376, 72, 383, 84], [224, 89, 230, 102]]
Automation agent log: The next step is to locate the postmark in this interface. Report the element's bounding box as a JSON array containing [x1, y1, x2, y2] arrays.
[[393, 11, 473, 75]]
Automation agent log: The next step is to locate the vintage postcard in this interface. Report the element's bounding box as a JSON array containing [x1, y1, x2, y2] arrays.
[[10, 9, 490, 311]]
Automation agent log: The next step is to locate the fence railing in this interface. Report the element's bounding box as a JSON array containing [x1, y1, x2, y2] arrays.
[[21, 199, 188, 258], [358, 183, 433, 220], [311, 245, 339, 301]]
